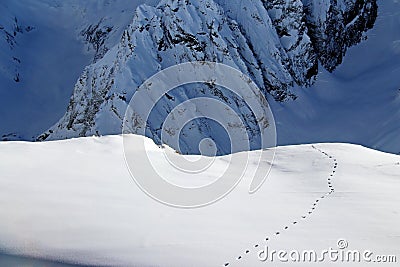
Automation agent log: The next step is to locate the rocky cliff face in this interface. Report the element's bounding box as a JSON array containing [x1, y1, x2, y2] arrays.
[[38, 0, 378, 154], [302, 0, 378, 71]]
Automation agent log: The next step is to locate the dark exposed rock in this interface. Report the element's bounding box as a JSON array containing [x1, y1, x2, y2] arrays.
[[302, 0, 378, 72]]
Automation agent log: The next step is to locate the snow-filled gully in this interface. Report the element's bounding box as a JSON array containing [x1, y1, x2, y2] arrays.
[[223, 145, 338, 266]]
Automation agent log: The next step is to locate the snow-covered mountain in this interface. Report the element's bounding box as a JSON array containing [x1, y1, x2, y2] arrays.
[[2, 0, 399, 155], [0, 0, 157, 140], [31, 0, 379, 154], [273, 0, 400, 154]]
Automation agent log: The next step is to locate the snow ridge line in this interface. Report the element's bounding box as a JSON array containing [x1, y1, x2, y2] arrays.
[[222, 145, 337, 266]]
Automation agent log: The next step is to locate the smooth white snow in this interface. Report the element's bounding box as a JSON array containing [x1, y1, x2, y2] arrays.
[[0, 135, 399, 266]]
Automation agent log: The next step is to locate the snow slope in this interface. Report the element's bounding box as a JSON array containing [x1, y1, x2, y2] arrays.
[[0, 135, 399, 266]]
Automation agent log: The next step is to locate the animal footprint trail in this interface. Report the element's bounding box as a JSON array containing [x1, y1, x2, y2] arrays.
[[223, 145, 338, 266]]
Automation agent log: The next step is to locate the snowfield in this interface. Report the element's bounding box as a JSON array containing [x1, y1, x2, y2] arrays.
[[0, 135, 399, 266]]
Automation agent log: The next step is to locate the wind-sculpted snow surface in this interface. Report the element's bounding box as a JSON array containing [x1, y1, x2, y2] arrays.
[[0, 136, 399, 266], [38, 0, 377, 155]]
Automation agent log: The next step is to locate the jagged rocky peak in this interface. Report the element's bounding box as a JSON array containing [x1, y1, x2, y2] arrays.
[[39, 0, 378, 154], [213, 0, 317, 100], [80, 19, 114, 63], [302, 0, 378, 71], [262, 0, 318, 86]]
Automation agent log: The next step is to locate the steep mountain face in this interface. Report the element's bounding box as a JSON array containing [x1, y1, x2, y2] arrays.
[[302, 0, 378, 71], [271, 0, 400, 155], [37, 0, 378, 154]]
